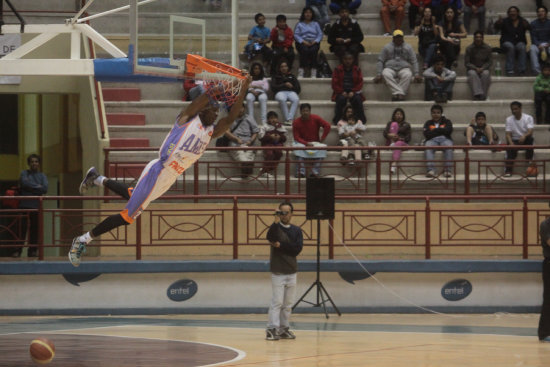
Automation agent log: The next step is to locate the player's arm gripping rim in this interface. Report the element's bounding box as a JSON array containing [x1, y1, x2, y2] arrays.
[[212, 75, 252, 138]]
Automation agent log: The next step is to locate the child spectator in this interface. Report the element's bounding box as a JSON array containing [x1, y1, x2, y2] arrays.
[[423, 54, 457, 102], [337, 105, 367, 165], [383, 107, 411, 173], [270, 14, 296, 75], [327, 6, 365, 62], [271, 60, 301, 125], [331, 52, 366, 124], [465, 111, 498, 145], [414, 6, 439, 70], [259, 111, 287, 177], [246, 62, 270, 125], [534, 63, 550, 124], [294, 6, 323, 78], [423, 104, 454, 178], [245, 13, 273, 73]]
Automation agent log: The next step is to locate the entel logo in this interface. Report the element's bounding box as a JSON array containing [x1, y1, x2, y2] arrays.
[[167, 279, 198, 302], [441, 279, 473, 301]]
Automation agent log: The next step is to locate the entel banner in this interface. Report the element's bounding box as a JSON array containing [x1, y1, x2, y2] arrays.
[[0, 34, 21, 84]]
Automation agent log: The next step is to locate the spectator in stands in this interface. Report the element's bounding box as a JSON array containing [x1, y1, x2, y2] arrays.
[[437, 6, 467, 69], [530, 6, 550, 75], [271, 60, 301, 125], [245, 13, 273, 74], [294, 6, 324, 78], [463, 0, 486, 33], [432, 0, 462, 24], [465, 111, 497, 145], [337, 105, 368, 165], [423, 104, 454, 178], [494, 6, 531, 76], [259, 111, 287, 177], [246, 62, 269, 125], [224, 104, 260, 178], [270, 14, 295, 76], [383, 107, 411, 174], [292, 103, 331, 178], [423, 54, 456, 102], [534, 63, 550, 124], [329, 0, 362, 14], [504, 101, 534, 177], [408, 0, 431, 31], [327, 6, 365, 62], [374, 29, 422, 101], [19, 154, 48, 257], [464, 30, 492, 101], [414, 6, 439, 70], [381, 0, 407, 36], [331, 52, 366, 124], [307, 0, 331, 31]]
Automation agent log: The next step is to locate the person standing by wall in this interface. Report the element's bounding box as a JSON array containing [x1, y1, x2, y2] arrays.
[[538, 213, 550, 342], [18, 154, 48, 257], [266, 201, 303, 340]]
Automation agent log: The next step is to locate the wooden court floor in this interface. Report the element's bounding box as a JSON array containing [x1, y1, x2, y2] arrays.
[[0, 313, 549, 366]]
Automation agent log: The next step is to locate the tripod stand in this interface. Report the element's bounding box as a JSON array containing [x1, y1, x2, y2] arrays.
[[292, 218, 341, 318]]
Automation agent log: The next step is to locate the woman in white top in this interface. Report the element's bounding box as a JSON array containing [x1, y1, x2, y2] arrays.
[[246, 62, 270, 124]]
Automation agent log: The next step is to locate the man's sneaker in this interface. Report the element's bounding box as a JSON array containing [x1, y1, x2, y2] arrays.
[[443, 170, 452, 178], [68, 236, 87, 267], [79, 167, 99, 194], [278, 328, 296, 339], [503, 171, 512, 177], [541, 335, 550, 342], [266, 328, 280, 340], [426, 169, 436, 178]]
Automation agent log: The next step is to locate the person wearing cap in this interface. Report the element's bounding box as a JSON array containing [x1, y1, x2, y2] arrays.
[[374, 29, 422, 101]]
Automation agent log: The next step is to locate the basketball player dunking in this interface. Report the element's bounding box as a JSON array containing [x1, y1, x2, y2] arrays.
[[69, 75, 251, 266]]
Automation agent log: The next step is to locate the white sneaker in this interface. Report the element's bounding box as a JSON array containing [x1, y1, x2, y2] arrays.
[[310, 68, 317, 78], [426, 169, 436, 178], [443, 170, 452, 178], [390, 165, 396, 174], [79, 167, 99, 194], [68, 236, 87, 267], [297, 68, 304, 78]]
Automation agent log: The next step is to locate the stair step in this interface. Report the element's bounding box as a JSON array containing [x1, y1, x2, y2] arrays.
[[107, 113, 146, 126], [110, 138, 150, 148], [102, 88, 141, 101]]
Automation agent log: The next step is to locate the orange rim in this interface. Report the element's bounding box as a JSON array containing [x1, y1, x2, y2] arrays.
[[185, 54, 245, 80]]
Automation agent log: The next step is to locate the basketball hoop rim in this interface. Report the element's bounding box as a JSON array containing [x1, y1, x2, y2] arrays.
[[185, 54, 246, 80]]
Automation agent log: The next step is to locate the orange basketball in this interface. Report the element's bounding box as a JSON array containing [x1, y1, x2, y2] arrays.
[[29, 338, 55, 364], [526, 165, 539, 177]]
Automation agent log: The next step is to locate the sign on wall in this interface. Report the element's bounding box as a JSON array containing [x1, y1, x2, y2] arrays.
[[0, 34, 21, 84]]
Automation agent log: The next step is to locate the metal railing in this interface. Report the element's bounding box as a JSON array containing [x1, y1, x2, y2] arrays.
[[0, 194, 548, 261]]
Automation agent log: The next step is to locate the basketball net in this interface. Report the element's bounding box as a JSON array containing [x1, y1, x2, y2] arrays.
[[184, 54, 246, 106]]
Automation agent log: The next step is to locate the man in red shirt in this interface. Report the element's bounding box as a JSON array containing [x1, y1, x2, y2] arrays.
[[292, 103, 331, 178]]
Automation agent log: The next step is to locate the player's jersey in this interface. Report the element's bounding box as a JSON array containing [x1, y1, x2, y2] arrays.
[[158, 114, 215, 175]]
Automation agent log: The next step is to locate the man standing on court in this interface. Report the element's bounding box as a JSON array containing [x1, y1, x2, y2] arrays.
[[69, 74, 252, 267], [266, 201, 303, 341], [538, 212, 550, 342]]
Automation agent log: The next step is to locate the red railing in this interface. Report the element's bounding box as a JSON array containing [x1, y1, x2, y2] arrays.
[[0, 194, 548, 261], [104, 144, 550, 196]]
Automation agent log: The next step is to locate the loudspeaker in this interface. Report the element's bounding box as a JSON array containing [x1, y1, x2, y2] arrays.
[[306, 177, 335, 220]]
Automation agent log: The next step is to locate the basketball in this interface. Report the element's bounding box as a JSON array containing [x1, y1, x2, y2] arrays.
[[526, 165, 539, 177], [29, 338, 55, 364]]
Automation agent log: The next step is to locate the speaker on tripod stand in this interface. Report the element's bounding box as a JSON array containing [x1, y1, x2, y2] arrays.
[[293, 177, 341, 318]]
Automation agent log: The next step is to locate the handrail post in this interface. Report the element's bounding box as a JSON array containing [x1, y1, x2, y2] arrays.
[[136, 215, 142, 260], [464, 148, 470, 201], [193, 161, 199, 203], [232, 196, 239, 259], [284, 149, 290, 195], [375, 146, 381, 198], [38, 198, 44, 260], [425, 197, 431, 259], [522, 196, 529, 259]]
